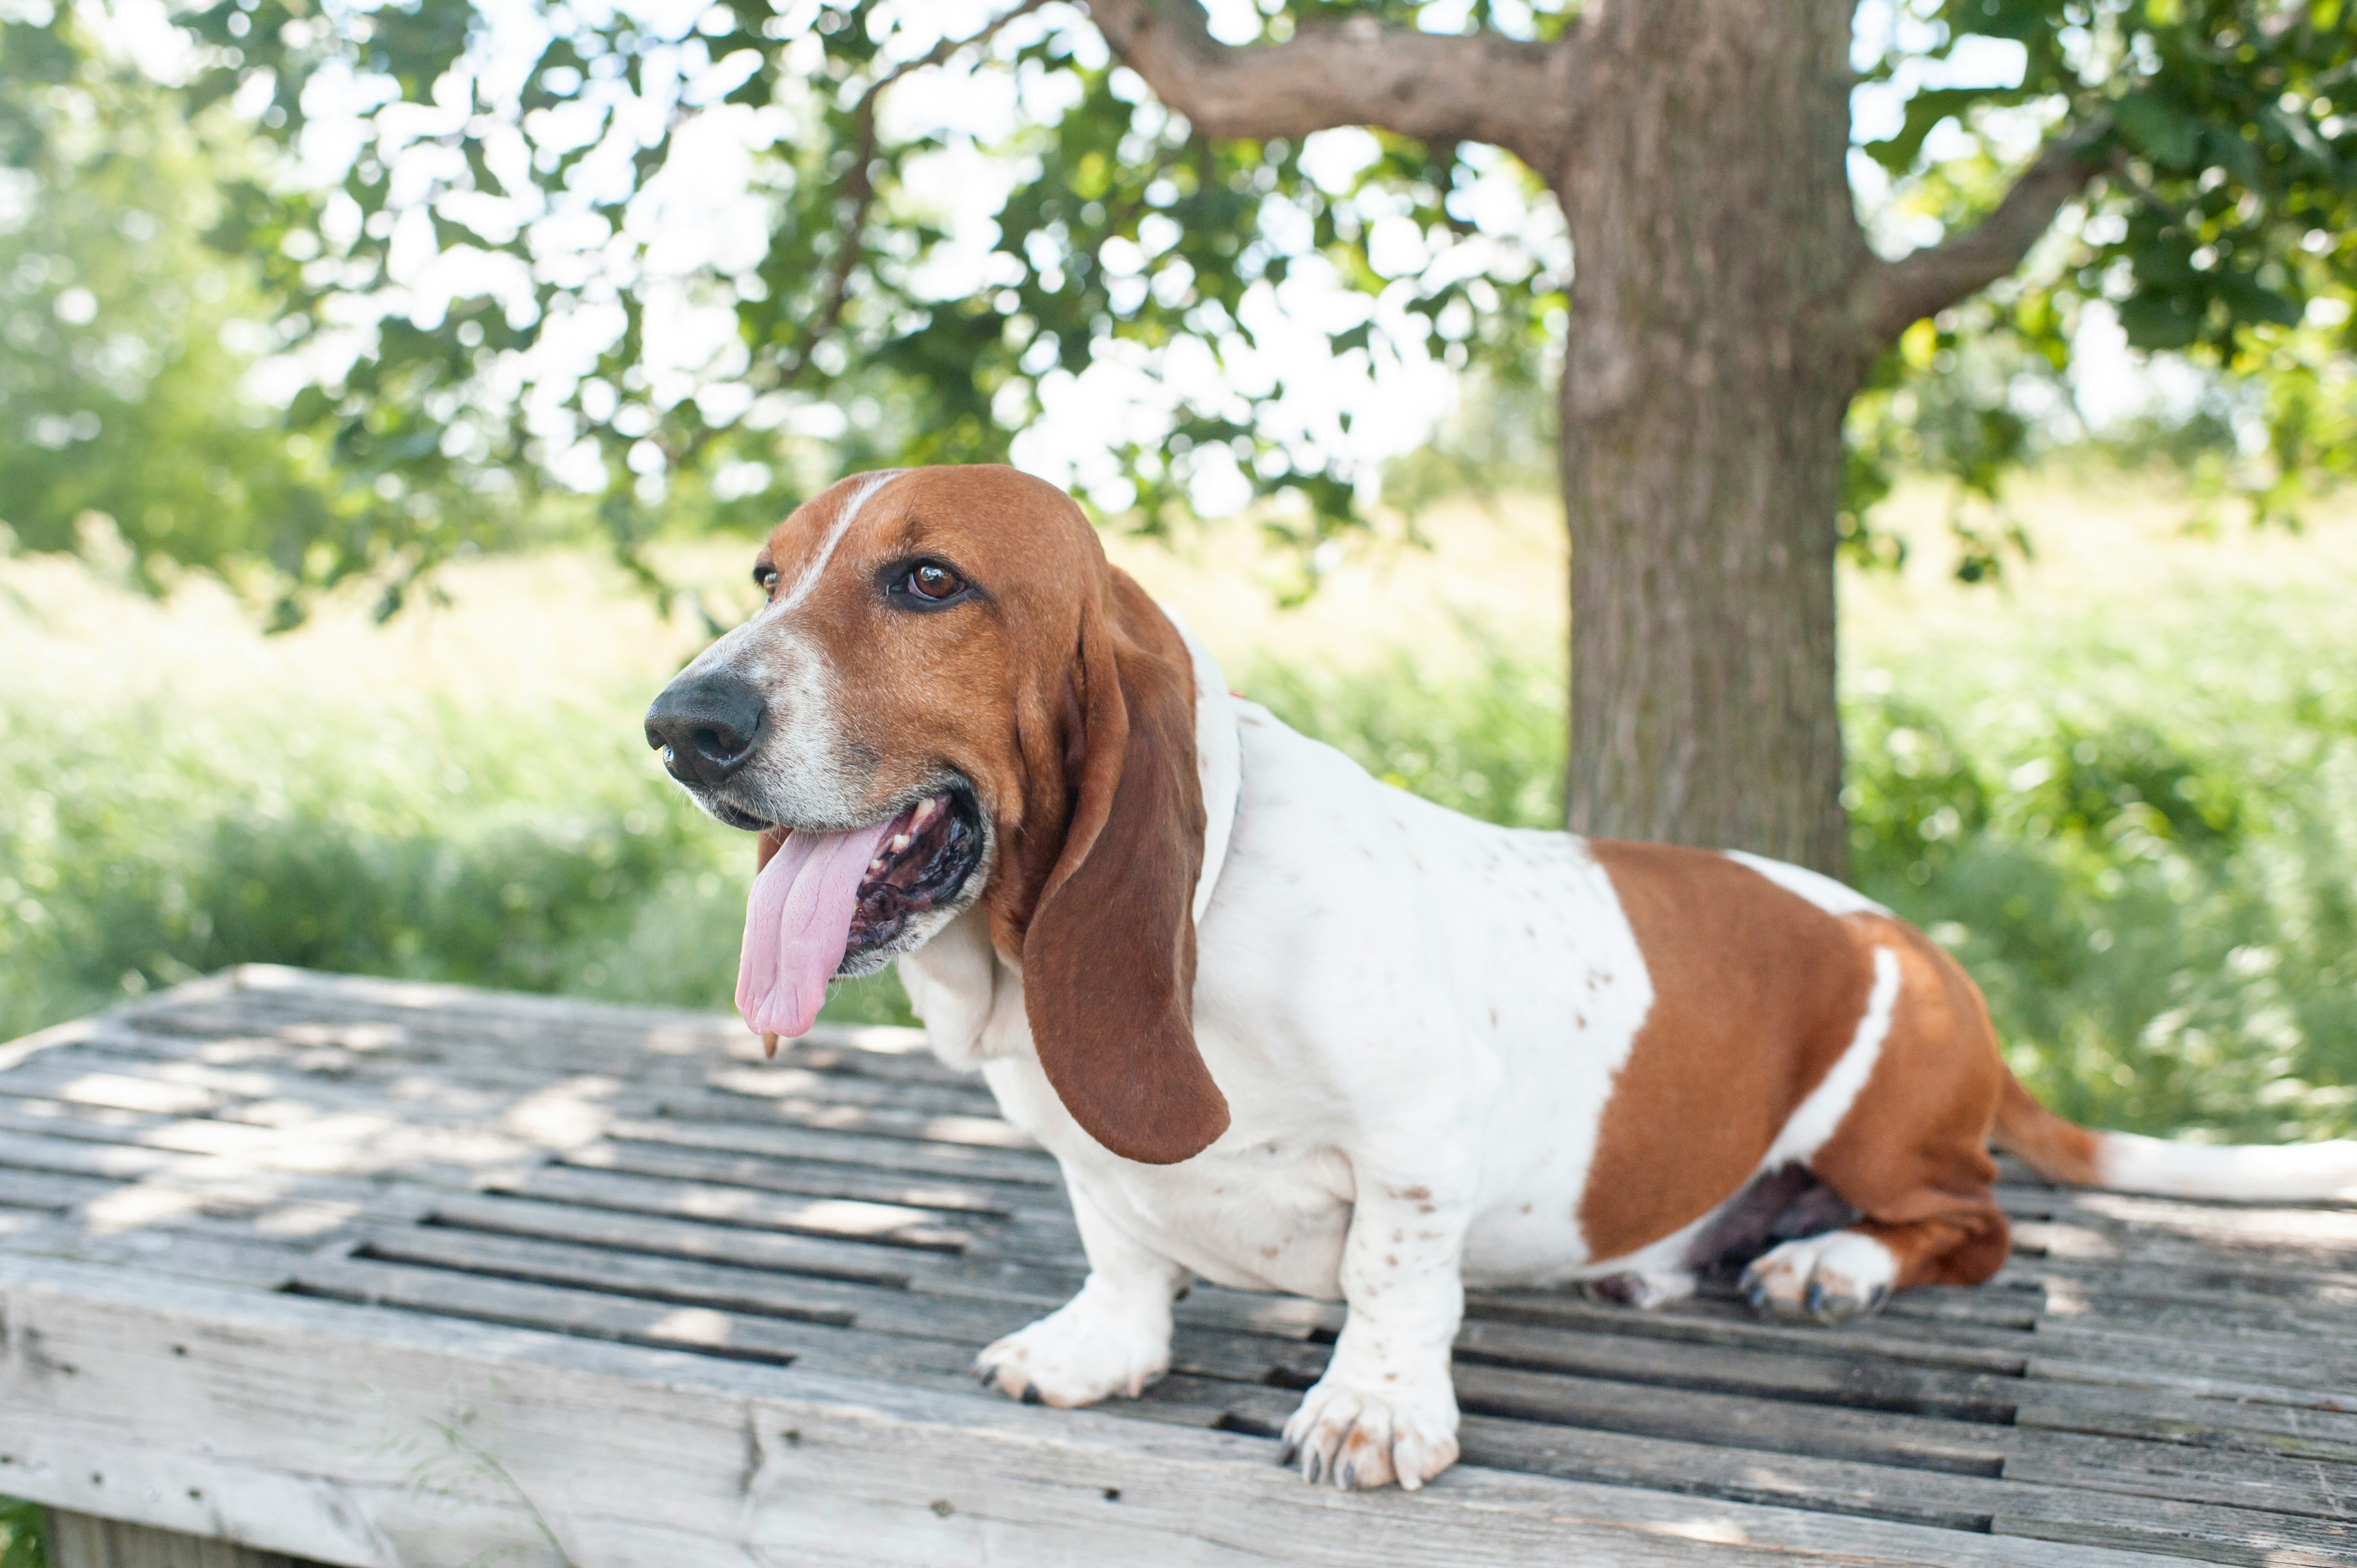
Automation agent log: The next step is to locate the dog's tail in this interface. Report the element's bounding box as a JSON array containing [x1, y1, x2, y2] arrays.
[[1994, 1072, 2357, 1202]]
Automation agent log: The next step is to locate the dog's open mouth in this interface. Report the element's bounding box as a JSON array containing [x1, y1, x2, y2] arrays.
[[734, 787, 983, 1041], [846, 788, 983, 958]]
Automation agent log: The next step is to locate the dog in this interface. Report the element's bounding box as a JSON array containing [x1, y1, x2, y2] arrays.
[[645, 464, 2357, 1492]]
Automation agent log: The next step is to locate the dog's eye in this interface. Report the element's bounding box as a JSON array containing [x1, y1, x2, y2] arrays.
[[753, 564, 778, 598], [907, 563, 963, 601]]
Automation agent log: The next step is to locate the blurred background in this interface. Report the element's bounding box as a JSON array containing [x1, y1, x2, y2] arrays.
[[2, 0, 2353, 1153]]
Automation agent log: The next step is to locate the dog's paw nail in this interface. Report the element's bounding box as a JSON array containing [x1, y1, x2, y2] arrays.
[[1020, 1384, 1043, 1404], [1275, 1440, 1297, 1467]]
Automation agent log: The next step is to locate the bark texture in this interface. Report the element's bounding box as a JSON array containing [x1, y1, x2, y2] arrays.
[[1088, 0, 2107, 879], [1552, 1, 1867, 874]]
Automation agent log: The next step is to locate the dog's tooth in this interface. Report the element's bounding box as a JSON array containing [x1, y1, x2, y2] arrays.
[[912, 797, 936, 825], [868, 858, 884, 874], [889, 832, 912, 853]]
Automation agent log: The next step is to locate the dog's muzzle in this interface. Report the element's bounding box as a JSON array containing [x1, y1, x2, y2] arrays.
[[645, 671, 767, 786]]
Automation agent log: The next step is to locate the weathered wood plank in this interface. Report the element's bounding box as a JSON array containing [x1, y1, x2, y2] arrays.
[[1453, 1316, 2025, 1420], [2011, 1388, 2357, 1464], [2016, 1213, 2357, 1274], [5, 1254, 2197, 1568], [1999, 1427, 2357, 1522], [334, 1221, 2357, 1521], [1200, 1387, 2355, 1564], [57, 1007, 1006, 1128], [1160, 1368, 2357, 1522], [0, 1128, 179, 1180], [1467, 1287, 2036, 1372], [559, 1139, 1038, 1216], [0, 1217, 311, 1292], [2025, 1350, 2357, 1413], [649, 1088, 1045, 1151], [0, 1166, 119, 1211], [2034, 1279, 2357, 1339], [0, 1062, 229, 1118], [606, 1114, 1062, 1186], [1445, 1361, 2007, 1473], [288, 1254, 986, 1387], [17, 970, 2357, 1565], [482, 1163, 981, 1252], [422, 1189, 934, 1288], [702, 1064, 1004, 1118], [0, 1097, 268, 1155]]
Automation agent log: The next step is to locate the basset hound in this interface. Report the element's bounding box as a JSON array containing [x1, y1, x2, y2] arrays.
[[645, 464, 2357, 1492]]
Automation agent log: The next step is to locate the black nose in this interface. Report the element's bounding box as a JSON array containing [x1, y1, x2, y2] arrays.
[[645, 672, 768, 785]]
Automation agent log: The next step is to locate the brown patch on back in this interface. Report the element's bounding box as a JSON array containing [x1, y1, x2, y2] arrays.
[[1578, 843, 1878, 1261], [1580, 849, 2022, 1290]]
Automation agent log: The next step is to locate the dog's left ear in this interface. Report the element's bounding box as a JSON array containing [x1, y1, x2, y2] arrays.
[[1022, 573, 1230, 1165]]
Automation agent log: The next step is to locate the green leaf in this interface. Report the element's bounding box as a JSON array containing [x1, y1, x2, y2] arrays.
[[2115, 90, 2199, 169], [2118, 293, 2205, 350]]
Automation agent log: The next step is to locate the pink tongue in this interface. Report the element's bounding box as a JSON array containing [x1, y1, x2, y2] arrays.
[[736, 818, 902, 1040]]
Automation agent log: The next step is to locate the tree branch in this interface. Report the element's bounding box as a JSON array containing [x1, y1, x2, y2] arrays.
[[775, 0, 1053, 391], [1085, 0, 1570, 167], [1860, 119, 2114, 346]]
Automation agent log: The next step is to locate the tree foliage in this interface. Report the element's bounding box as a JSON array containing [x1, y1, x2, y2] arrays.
[[4, 1, 2353, 607], [168, 0, 1570, 607], [0, 8, 523, 620], [1846, 0, 2356, 564]]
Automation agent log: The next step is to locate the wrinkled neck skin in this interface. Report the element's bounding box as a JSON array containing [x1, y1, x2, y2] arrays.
[[899, 611, 1240, 1073]]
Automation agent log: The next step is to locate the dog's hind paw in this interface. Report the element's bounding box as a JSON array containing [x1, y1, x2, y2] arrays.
[[1741, 1230, 1896, 1325]]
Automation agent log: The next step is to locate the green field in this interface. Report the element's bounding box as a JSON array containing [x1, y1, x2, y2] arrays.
[[4, 472, 2353, 1142]]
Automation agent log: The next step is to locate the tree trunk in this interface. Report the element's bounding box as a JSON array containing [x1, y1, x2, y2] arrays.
[[1552, 0, 1869, 878]]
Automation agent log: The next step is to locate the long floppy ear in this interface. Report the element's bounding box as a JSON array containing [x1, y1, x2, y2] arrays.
[[1023, 575, 1230, 1165]]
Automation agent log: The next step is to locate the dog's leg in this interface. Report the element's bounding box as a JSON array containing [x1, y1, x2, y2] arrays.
[[1279, 1169, 1470, 1491], [974, 1180, 1186, 1406]]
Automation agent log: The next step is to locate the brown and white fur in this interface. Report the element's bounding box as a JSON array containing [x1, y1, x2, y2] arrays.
[[648, 464, 2357, 1493]]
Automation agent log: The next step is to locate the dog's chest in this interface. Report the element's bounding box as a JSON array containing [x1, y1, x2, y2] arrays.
[[979, 1051, 1358, 1299]]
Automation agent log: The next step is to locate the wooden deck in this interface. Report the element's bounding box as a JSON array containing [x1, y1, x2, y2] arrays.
[[2, 965, 2353, 1566]]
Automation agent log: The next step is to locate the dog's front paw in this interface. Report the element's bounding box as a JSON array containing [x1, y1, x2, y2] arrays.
[[1741, 1230, 1896, 1324], [1277, 1370, 1460, 1491], [974, 1294, 1170, 1408]]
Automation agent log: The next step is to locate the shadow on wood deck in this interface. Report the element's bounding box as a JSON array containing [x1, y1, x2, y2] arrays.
[[2, 965, 2353, 1566]]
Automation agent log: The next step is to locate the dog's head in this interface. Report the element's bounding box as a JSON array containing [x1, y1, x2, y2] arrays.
[[646, 464, 1228, 1163]]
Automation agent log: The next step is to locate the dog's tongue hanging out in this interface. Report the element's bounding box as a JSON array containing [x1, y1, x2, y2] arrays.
[[735, 818, 902, 1041]]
